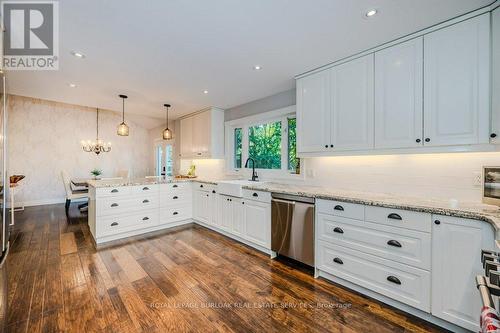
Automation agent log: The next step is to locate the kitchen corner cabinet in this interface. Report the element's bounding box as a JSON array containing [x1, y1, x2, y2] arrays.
[[374, 37, 423, 149], [423, 14, 490, 146], [180, 107, 225, 159], [431, 215, 495, 331], [492, 6, 500, 144]]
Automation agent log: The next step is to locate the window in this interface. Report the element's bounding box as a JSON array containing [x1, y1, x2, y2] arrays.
[[155, 142, 174, 177], [226, 106, 300, 176]]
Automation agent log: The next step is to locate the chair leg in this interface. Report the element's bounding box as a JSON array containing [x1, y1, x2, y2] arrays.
[[65, 199, 70, 217]]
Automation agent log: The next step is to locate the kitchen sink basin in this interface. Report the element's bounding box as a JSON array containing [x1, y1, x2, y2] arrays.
[[217, 180, 261, 197]]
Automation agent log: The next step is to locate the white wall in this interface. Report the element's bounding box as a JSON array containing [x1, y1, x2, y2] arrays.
[[8, 95, 153, 206]]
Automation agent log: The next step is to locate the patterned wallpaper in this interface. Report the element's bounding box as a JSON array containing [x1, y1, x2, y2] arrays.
[[8, 95, 152, 206]]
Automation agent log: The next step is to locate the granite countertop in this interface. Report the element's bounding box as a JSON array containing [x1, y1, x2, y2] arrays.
[[88, 177, 500, 234]]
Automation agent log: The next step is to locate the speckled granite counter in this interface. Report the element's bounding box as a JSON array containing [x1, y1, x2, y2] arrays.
[[87, 177, 500, 234]]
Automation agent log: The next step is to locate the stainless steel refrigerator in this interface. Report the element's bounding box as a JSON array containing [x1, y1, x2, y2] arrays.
[[0, 72, 8, 333]]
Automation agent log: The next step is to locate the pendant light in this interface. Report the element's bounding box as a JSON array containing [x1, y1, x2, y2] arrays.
[[163, 103, 173, 140], [117, 94, 129, 136], [81, 108, 111, 154]]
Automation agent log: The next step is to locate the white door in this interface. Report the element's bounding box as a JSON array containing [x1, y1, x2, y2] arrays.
[[423, 14, 490, 146], [431, 215, 495, 331], [242, 200, 270, 249], [375, 38, 423, 148], [296, 71, 331, 153], [194, 190, 209, 223], [492, 7, 500, 144], [180, 117, 193, 158], [330, 54, 374, 150]]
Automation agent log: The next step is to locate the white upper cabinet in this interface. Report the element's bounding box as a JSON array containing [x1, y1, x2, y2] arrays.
[[296, 70, 330, 152], [423, 14, 490, 146], [180, 107, 225, 159], [375, 38, 423, 149], [492, 7, 500, 143], [330, 54, 374, 150]]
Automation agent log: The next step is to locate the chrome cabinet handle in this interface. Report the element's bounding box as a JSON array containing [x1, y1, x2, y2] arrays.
[[333, 257, 343, 265], [111, 222, 119, 226], [387, 213, 402, 220], [333, 227, 344, 234], [387, 240, 402, 248], [143, 199, 150, 203], [334, 205, 344, 211], [387, 276, 401, 285], [111, 189, 119, 193], [142, 217, 149, 221], [110, 203, 119, 207], [143, 187, 150, 191]]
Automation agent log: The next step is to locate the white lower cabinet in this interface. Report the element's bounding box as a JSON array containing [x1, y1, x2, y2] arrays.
[[242, 199, 271, 249], [193, 189, 210, 223], [431, 215, 495, 331]]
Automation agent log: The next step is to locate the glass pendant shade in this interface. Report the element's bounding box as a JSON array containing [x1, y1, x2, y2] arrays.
[[117, 122, 129, 136], [117, 94, 129, 136], [163, 127, 172, 140]]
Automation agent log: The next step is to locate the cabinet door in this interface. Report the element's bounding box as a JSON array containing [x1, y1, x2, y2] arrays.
[[242, 200, 271, 249], [423, 14, 490, 146], [232, 198, 244, 237], [432, 215, 495, 331], [296, 71, 331, 153], [330, 54, 374, 150], [193, 190, 209, 223], [209, 192, 219, 227], [375, 38, 423, 148], [219, 196, 233, 232], [180, 117, 193, 158], [192, 111, 211, 157], [492, 7, 500, 143]]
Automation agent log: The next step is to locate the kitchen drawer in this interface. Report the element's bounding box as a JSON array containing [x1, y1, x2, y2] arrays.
[[129, 184, 159, 196], [160, 182, 191, 193], [195, 182, 216, 192], [317, 241, 430, 312], [316, 199, 365, 221], [96, 186, 131, 198], [365, 206, 431, 233], [97, 195, 159, 217], [160, 191, 192, 207], [317, 214, 431, 270], [97, 209, 158, 237], [242, 189, 271, 203], [160, 204, 192, 224]]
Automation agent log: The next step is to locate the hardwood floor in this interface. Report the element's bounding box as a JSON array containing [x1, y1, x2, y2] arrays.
[[5, 204, 447, 332]]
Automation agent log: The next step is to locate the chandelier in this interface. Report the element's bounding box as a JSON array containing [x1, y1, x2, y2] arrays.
[[82, 108, 111, 154]]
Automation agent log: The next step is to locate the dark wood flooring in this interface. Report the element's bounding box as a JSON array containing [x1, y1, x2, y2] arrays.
[[5, 203, 447, 332]]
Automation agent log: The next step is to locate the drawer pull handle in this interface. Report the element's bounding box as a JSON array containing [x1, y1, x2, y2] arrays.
[[200, 184, 204, 188], [111, 222, 119, 226], [252, 193, 258, 197], [387, 240, 402, 248], [212, 190, 216, 194], [173, 212, 178, 215], [143, 187, 150, 191], [142, 217, 149, 221], [142, 199, 150, 203], [387, 213, 402, 220], [387, 276, 401, 285], [434, 220, 440, 225], [173, 184, 178, 188], [111, 189, 119, 193], [173, 196, 178, 199], [110, 203, 119, 207], [334, 205, 344, 211], [333, 227, 344, 234], [333, 257, 343, 265]]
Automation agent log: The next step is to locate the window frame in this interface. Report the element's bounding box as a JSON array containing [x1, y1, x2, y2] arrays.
[[225, 105, 303, 179]]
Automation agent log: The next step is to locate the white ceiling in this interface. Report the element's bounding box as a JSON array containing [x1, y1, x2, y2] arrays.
[[6, 0, 493, 128]]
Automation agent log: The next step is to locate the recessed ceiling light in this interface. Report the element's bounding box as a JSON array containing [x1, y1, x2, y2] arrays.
[[70, 51, 85, 58], [253, 65, 262, 70], [68, 83, 77, 88], [203, 90, 209, 94], [365, 9, 378, 17]]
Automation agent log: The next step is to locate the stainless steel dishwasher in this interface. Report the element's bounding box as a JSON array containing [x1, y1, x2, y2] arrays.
[[271, 193, 315, 267]]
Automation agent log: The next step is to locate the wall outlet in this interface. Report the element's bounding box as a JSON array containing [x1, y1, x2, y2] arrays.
[[473, 171, 482, 187]]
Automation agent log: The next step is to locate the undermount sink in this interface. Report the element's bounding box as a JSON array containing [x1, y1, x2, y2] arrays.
[[217, 180, 260, 197]]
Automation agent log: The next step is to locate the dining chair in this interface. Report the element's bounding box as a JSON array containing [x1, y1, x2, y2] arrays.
[[61, 171, 88, 217], [116, 169, 130, 178]]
